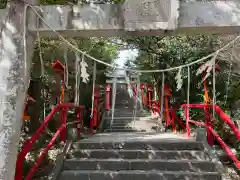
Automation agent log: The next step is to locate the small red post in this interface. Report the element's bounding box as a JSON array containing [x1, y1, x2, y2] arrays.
[[184, 107, 190, 137], [92, 87, 100, 133], [171, 109, 176, 133], [105, 84, 111, 111], [60, 107, 67, 143], [205, 109, 214, 146], [147, 85, 153, 110], [93, 103, 97, 128], [140, 84, 145, 107], [164, 96, 170, 128], [76, 106, 84, 137]]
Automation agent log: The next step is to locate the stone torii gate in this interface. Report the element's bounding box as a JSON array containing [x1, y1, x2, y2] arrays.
[[0, 0, 240, 179]]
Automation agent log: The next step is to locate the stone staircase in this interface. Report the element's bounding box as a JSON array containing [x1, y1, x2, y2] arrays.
[[54, 84, 225, 180], [58, 133, 222, 180], [103, 84, 156, 133]]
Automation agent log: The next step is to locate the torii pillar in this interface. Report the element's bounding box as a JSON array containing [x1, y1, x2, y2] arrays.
[[0, 1, 39, 179]]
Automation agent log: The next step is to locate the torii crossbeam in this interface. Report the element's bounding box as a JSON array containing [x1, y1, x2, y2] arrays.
[[1, 0, 240, 37]]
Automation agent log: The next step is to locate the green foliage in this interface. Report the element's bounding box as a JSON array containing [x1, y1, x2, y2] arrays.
[[0, 0, 7, 8], [125, 35, 240, 156], [125, 35, 223, 105]]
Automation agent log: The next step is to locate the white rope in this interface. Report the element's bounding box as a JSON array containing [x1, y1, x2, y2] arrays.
[[91, 61, 97, 118], [212, 52, 218, 120], [133, 77, 138, 122], [224, 63, 232, 106], [28, 4, 240, 73], [187, 66, 190, 120], [74, 51, 81, 105], [160, 72, 165, 122], [37, 17, 45, 76], [36, 14, 46, 119], [137, 74, 143, 110], [23, 5, 28, 88], [63, 45, 69, 88], [110, 79, 117, 128]]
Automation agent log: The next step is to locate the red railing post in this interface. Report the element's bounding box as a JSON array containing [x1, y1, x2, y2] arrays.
[[164, 94, 170, 128], [15, 106, 60, 180], [60, 107, 67, 143], [184, 106, 190, 137], [204, 107, 214, 146], [91, 88, 100, 134], [105, 84, 111, 111], [76, 106, 84, 137], [25, 125, 66, 180], [171, 109, 176, 133], [140, 84, 145, 107], [147, 85, 153, 110]]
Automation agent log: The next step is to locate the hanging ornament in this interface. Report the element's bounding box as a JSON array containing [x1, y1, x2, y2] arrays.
[[196, 54, 215, 76], [175, 67, 183, 91], [196, 59, 213, 76], [80, 54, 90, 83], [196, 52, 220, 84]]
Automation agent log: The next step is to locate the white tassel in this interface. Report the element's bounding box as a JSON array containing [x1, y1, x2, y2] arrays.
[[175, 67, 183, 91], [80, 54, 90, 84]]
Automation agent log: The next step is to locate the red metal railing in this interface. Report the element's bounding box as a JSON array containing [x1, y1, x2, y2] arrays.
[[25, 121, 79, 180], [15, 103, 85, 180], [188, 120, 240, 168], [180, 104, 240, 169], [181, 104, 240, 141], [152, 103, 185, 131]]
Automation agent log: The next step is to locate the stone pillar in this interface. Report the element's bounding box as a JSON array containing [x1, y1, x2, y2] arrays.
[[0, 1, 39, 179]]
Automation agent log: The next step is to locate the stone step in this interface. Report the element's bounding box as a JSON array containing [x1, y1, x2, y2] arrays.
[[112, 122, 134, 129], [74, 140, 204, 151], [68, 149, 211, 160], [105, 118, 134, 122], [106, 112, 151, 118], [63, 159, 217, 172], [59, 170, 221, 180], [110, 126, 132, 129], [111, 122, 133, 126], [104, 129, 138, 133], [105, 117, 140, 120]]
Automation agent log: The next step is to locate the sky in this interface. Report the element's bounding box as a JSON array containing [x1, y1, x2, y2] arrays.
[[115, 49, 138, 67]]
